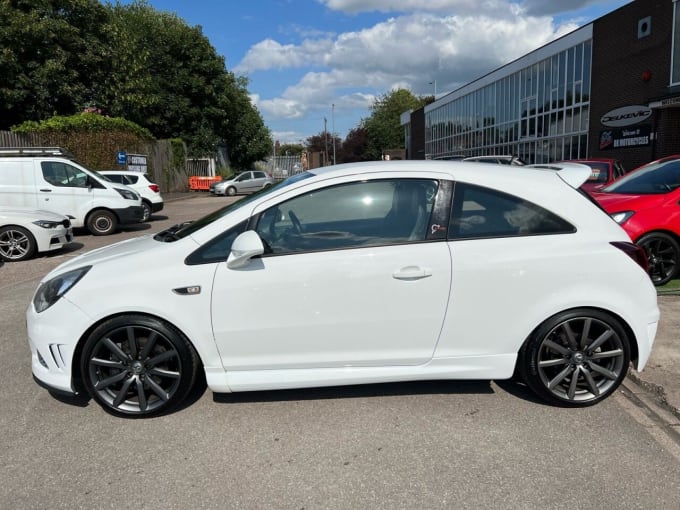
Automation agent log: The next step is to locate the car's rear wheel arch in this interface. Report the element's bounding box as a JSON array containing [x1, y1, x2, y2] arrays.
[[517, 306, 639, 369], [515, 306, 638, 406]]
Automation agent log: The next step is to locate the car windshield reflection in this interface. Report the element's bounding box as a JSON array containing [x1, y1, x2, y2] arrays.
[[603, 161, 680, 194]]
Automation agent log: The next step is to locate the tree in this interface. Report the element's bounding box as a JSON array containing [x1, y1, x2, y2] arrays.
[[0, 0, 112, 129], [339, 127, 369, 163], [362, 89, 428, 161]]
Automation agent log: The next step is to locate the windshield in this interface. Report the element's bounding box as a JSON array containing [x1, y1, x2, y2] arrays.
[[154, 171, 315, 242], [603, 160, 680, 194]]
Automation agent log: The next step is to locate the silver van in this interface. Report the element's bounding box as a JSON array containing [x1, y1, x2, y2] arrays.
[[0, 147, 143, 235]]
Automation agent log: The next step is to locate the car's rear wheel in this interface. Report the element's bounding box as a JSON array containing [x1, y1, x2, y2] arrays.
[[86, 210, 117, 236], [0, 225, 36, 261], [81, 315, 199, 417], [141, 201, 152, 222], [226, 186, 236, 196], [636, 232, 679, 286], [518, 309, 630, 407]]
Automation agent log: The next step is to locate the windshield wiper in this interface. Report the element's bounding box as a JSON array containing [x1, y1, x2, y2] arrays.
[[154, 221, 193, 242]]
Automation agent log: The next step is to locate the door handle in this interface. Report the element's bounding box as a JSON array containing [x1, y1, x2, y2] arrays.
[[392, 266, 432, 280], [39, 189, 52, 192]]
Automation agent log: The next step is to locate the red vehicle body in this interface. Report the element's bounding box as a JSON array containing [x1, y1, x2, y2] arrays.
[[562, 158, 626, 193], [592, 158, 680, 285]]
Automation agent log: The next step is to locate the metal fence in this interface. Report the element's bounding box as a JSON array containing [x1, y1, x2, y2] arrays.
[[258, 155, 303, 181]]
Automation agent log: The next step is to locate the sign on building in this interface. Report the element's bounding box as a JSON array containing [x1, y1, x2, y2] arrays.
[[599, 125, 651, 150], [127, 154, 148, 173]]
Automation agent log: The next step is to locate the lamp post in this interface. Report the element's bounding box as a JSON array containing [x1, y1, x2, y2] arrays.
[[429, 79, 437, 97]]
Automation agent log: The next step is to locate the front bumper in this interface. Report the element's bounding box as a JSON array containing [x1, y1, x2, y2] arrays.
[[114, 205, 144, 225], [27, 296, 93, 395]]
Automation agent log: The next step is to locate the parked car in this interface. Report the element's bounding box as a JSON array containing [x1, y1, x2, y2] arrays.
[[592, 158, 680, 285], [0, 147, 143, 235], [209, 171, 273, 196], [462, 155, 526, 166], [27, 161, 658, 417], [99, 170, 164, 222], [0, 208, 73, 261], [560, 158, 626, 193]]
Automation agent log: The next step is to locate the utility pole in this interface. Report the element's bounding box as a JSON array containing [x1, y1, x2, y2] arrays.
[[332, 103, 336, 165], [323, 117, 329, 166], [429, 79, 437, 98]]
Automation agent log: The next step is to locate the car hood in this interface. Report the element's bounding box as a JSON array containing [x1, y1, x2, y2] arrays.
[[42, 235, 164, 279], [591, 192, 661, 212], [0, 207, 69, 222]]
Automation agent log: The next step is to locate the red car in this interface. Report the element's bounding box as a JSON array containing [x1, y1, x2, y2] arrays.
[[593, 158, 680, 285], [562, 158, 626, 193]]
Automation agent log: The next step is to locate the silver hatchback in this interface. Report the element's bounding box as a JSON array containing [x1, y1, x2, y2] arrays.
[[209, 171, 273, 196]]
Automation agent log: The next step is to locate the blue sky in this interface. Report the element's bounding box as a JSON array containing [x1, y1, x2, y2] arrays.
[[120, 0, 632, 144]]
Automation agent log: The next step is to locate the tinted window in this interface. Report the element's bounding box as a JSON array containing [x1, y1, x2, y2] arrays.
[[449, 183, 574, 239], [604, 160, 680, 194], [124, 175, 139, 185], [254, 171, 266, 178], [104, 174, 124, 184], [256, 179, 439, 255]]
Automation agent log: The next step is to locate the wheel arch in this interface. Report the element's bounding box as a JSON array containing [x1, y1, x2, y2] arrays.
[[516, 306, 639, 368], [633, 228, 680, 244], [70, 311, 205, 394]]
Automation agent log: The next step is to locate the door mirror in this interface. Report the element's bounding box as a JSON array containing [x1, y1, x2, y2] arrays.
[[227, 230, 265, 268]]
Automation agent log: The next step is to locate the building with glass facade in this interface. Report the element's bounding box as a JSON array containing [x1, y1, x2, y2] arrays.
[[402, 0, 680, 170]]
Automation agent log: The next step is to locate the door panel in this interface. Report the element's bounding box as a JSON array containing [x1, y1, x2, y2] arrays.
[[211, 242, 452, 370]]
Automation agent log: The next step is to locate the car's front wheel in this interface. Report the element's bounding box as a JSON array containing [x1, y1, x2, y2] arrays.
[[80, 315, 200, 417], [637, 232, 679, 286], [518, 309, 630, 407], [86, 210, 118, 236], [226, 186, 237, 196], [0, 225, 37, 261]]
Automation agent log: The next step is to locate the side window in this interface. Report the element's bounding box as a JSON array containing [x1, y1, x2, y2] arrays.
[[449, 182, 574, 239], [185, 220, 248, 265], [106, 174, 123, 184], [41, 162, 89, 188], [255, 179, 439, 255], [254, 171, 266, 179], [124, 175, 139, 185]]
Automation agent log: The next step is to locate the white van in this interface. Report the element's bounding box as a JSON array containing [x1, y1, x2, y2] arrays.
[[0, 147, 143, 235]]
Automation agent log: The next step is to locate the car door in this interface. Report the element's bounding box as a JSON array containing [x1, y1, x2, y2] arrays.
[[210, 177, 452, 370], [235, 171, 254, 193], [37, 161, 94, 223]]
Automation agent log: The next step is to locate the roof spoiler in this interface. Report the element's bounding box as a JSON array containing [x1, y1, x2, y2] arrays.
[[525, 162, 592, 189]]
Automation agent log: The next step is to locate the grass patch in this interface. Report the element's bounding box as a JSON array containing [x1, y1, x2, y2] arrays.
[[657, 278, 680, 295]]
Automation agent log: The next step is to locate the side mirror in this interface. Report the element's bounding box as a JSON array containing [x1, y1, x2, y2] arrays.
[[227, 230, 265, 269]]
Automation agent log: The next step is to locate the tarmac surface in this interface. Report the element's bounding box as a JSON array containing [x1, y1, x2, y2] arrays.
[[171, 191, 680, 419]]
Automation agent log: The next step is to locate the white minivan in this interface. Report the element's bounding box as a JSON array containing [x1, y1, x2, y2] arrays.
[[0, 147, 143, 235]]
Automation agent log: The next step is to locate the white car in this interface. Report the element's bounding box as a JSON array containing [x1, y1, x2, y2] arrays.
[[27, 161, 659, 417], [209, 170, 274, 196], [98, 170, 164, 222], [0, 208, 73, 261]]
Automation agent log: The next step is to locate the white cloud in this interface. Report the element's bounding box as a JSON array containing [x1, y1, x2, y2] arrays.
[[243, 9, 576, 125]]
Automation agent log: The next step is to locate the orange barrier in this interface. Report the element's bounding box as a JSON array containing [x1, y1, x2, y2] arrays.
[[189, 176, 222, 191]]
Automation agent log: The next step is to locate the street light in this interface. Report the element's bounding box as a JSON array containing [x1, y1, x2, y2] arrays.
[[429, 79, 437, 97]]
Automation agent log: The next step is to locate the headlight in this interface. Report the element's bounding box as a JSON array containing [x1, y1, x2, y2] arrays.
[[610, 211, 634, 224], [115, 187, 139, 200], [33, 266, 91, 313], [32, 220, 62, 229]]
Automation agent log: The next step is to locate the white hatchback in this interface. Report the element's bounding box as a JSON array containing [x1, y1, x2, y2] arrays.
[[98, 170, 164, 222], [27, 161, 659, 417], [0, 208, 73, 261]]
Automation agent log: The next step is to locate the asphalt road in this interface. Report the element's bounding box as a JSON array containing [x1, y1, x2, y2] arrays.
[[1, 194, 679, 509]]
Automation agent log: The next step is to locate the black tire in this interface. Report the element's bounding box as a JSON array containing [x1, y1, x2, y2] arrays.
[[0, 225, 37, 261], [226, 186, 237, 196], [80, 315, 199, 417], [86, 210, 118, 236], [141, 201, 152, 222], [518, 309, 630, 407], [636, 232, 679, 286]]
